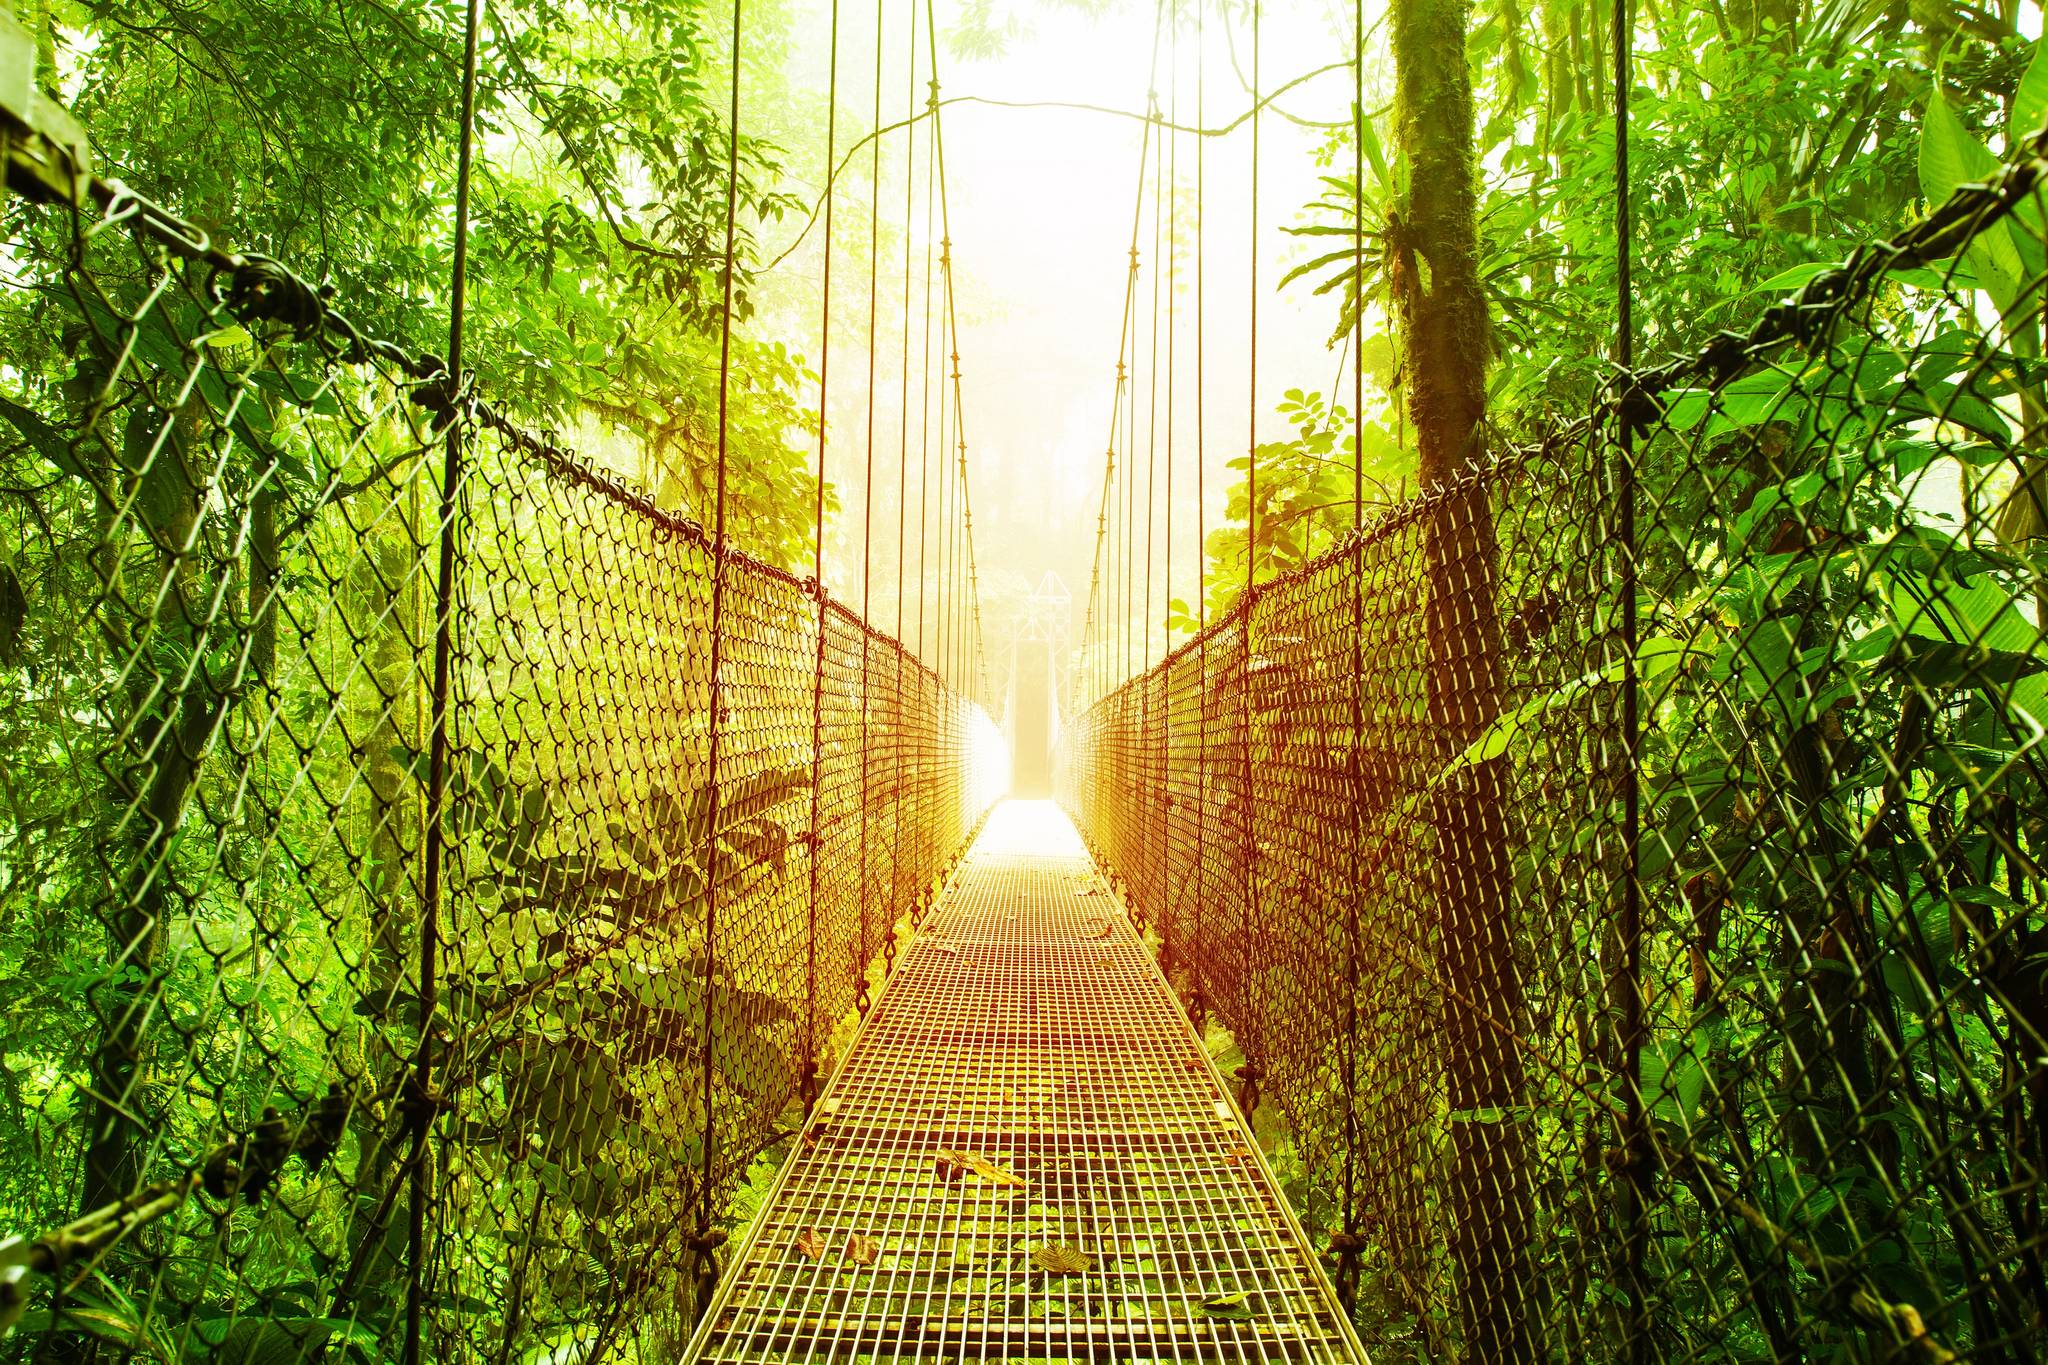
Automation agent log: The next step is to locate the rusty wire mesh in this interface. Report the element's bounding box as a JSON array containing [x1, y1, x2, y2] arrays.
[[0, 160, 995, 1361], [1061, 130, 2048, 1362]]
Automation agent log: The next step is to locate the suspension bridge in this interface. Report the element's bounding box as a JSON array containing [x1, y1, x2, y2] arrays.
[[3, 0, 2048, 1360]]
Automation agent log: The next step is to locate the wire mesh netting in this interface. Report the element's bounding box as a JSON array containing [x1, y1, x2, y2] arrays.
[[0, 158, 1001, 1360], [1060, 126, 2048, 1361]]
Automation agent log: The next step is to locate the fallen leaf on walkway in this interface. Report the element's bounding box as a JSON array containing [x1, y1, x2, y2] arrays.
[[927, 941, 961, 956], [1200, 1291, 1255, 1320], [936, 1149, 1028, 1187], [1075, 884, 1100, 896], [1032, 1244, 1092, 1276], [794, 1229, 826, 1260], [1083, 921, 1114, 939], [844, 1233, 880, 1265]]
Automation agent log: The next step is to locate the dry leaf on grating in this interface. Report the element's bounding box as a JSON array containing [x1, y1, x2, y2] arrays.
[[1032, 1244, 1093, 1275], [936, 1148, 1027, 1187]]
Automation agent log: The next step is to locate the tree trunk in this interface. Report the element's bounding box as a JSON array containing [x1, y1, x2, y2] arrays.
[[1387, 0, 1533, 1355], [332, 457, 427, 1321], [80, 410, 219, 1215]]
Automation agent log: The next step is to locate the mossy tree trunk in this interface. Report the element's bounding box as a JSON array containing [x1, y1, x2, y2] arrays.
[[1386, 0, 1533, 1355]]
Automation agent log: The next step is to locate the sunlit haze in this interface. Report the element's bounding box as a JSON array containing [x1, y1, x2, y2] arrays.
[[750, 0, 1377, 690], [973, 797, 1088, 858]]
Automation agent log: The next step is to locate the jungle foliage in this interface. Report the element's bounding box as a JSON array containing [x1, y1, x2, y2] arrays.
[[0, 0, 977, 1361], [1134, 0, 2048, 1359], [1210, 0, 2046, 599]]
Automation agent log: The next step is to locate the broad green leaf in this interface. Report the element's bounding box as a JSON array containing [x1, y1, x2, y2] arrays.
[[1894, 573, 2039, 654], [1920, 89, 2025, 311], [1641, 1043, 1706, 1123], [0, 393, 89, 480], [1436, 637, 1705, 780], [2016, 37, 2048, 146], [1659, 369, 1815, 434], [1888, 384, 2012, 442], [206, 1317, 373, 1365], [1359, 110, 1393, 194], [1893, 571, 2048, 727], [1729, 259, 1981, 312], [1889, 637, 2048, 690], [1921, 88, 2003, 203], [1749, 262, 1838, 293], [11, 1304, 177, 1363], [124, 408, 193, 536]]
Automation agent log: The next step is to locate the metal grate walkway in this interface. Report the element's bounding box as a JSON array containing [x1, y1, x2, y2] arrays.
[[683, 801, 1369, 1362]]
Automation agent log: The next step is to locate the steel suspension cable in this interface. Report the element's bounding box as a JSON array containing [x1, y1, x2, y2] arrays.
[[918, 0, 990, 777], [1142, 79, 1164, 912], [407, 1, 482, 1358], [1338, 0, 1366, 1305], [941, 73, 965, 847], [892, 0, 914, 923], [1245, 0, 1259, 597], [1078, 2, 1165, 705], [937, 287, 951, 689], [1130, 295, 1140, 777], [1145, 88, 1162, 678], [1236, 0, 1263, 1118], [1122, 265, 1133, 789], [1195, 0, 1206, 648], [1190, 0, 1207, 1031], [856, 0, 883, 1013], [1164, 26, 1177, 667], [1125, 246, 1138, 684], [695, 0, 747, 1283], [915, 75, 935, 883], [935, 179, 953, 726], [1615, 0, 1647, 1347], [1159, 14, 1178, 972], [799, 0, 842, 1116], [917, 89, 934, 669]]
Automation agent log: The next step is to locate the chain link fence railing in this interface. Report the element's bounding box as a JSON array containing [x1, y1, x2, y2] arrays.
[[1061, 128, 2048, 1364], [0, 110, 1001, 1364]]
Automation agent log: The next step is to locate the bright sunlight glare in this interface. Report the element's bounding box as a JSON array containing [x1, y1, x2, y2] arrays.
[[968, 705, 1015, 811], [974, 798, 1086, 859]]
